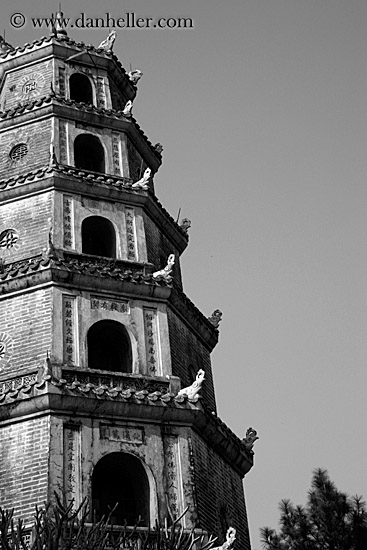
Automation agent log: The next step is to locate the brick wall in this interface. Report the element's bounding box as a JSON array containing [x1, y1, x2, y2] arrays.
[[0, 416, 50, 520], [0, 288, 53, 377], [0, 192, 53, 262], [108, 76, 128, 111], [191, 432, 251, 550], [0, 60, 53, 111], [143, 212, 183, 289], [0, 118, 52, 179], [167, 308, 216, 411]]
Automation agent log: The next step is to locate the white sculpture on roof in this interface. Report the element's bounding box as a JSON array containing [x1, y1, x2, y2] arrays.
[[179, 218, 191, 233], [208, 309, 222, 328], [128, 69, 143, 84], [211, 527, 236, 550], [132, 167, 151, 190], [242, 427, 259, 451], [98, 31, 116, 51], [122, 100, 133, 117], [0, 36, 14, 54], [177, 369, 205, 399], [153, 253, 175, 280]]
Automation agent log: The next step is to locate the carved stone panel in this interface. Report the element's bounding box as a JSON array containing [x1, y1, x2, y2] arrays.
[[100, 424, 144, 444], [63, 196, 74, 249], [163, 435, 185, 523], [125, 207, 137, 261], [144, 308, 161, 376], [63, 424, 81, 509], [59, 120, 68, 164], [96, 76, 106, 109], [63, 295, 78, 364], [112, 133, 122, 175], [90, 296, 130, 314]]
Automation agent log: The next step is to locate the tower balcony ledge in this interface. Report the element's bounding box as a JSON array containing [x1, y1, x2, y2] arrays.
[[0, 94, 161, 170], [0, 252, 172, 299], [0, 166, 188, 253], [0, 36, 136, 101], [0, 361, 253, 477]]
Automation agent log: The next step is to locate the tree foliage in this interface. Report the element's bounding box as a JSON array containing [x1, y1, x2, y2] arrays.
[[0, 494, 220, 550], [260, 468, 367, 550]]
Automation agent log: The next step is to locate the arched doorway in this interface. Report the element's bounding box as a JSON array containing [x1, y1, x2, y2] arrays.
[[87, 320, 132, 373], [92, 452, 150, 526]]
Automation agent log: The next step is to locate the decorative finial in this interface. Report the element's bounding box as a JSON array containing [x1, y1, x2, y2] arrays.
[[152, 254, 175, 281], [122, 100, 133, 117], [177, 369, 205, 400], [242, 427, 259, 451], [0, 35, 14, 55], [208, 309, 222, 328], [154, 143, 164, 154], [98, 30, 116, 51], [179, 218, 191, 234], [54, 12, 68, 38], [128, 69, 143, 85], [131, 167, 151, 190], [211, 527, 236, 550]]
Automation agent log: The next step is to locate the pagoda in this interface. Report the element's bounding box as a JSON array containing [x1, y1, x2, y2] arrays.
[[0, 17, 255, 549]]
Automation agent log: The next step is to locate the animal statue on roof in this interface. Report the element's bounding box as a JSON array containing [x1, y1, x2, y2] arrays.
[[208, 309, 222, 328], [98, 30, 116, 51], [177, 369, 205, 399], [152, 254, 175, 281], [211, 527, 236, 550], [132, 167, 151, 190], [179, 218, 191, 233], [242, 427, 259, 451], [128, 69, 143, 85], [0, 35, 14, 55], [122, 100, 133, 117]]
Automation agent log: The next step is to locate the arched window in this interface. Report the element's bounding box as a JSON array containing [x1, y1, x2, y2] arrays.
[[74, 134, 105, 173], [82, 216, 116, 258], [92, 452, 150, 526], [87, 320, 132, 373], [69, 73, 93, 104]]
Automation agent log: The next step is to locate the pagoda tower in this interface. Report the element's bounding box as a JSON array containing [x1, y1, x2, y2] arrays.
[[0, 20, 254, 550]]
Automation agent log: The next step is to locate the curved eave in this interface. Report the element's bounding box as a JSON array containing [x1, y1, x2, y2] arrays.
[[0, 252, 218, 351], [0, 169, 188, 254], [0, 37, 137, 102], [0, 257, 171, 300], [0, 381, 254, 477], [0, 97, 162, 173]]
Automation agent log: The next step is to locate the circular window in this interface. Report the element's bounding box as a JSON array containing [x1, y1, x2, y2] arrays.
[[0, 229, 19, 250], [9, 143, 28, 162]]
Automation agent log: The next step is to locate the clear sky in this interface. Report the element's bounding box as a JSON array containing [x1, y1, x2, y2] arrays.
[[1, 1, 366, 548]]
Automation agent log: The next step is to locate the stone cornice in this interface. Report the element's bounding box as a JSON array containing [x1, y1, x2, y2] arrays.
[[0, 253, 170, 299], [0, 94, 162, 171], [0, 167, 188, 253], [0, 35, 136, 94], [0, 364, 253, 477], [169, 288, 219, 351], [0, 35, 112, 62], [0, 252, 218, 350]]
